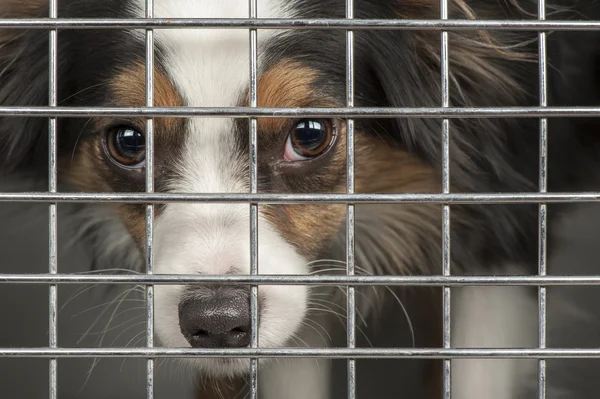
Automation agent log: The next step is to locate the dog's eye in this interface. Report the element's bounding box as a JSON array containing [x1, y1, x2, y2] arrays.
[[284, 119, 335, 161], [104, 126, 146, 167]]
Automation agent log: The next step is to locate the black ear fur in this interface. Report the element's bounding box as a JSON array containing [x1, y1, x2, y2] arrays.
[[359, 28, 541, 195], [0, 3, 52, 173]]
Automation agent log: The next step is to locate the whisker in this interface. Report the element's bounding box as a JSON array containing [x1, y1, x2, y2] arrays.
[[309, 297, 346, 314], [59, 82, 108, 104], [76, 288, 134, 345], [299, 317, 331, 343], [71, 298, 146, 318], [83, 312, 145, 336], [93, 287, 144, 346], [385, 287, 416, 348], [308, 260, 416, 347], [77, 287, 143, 392], [119, 330, 148, 372], [75, 268, 143, 275], [306, 306, 347, 332], [69, 117, 94, 165], [60, 284, 101, 313], [109, 320, 147, 348]]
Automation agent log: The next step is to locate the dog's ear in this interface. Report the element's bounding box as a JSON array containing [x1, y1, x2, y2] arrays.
[[0, 1, 52, 173], [356, 0, 538, 191]]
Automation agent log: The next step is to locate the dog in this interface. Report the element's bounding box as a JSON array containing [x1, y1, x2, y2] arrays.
[[3, 0, 600, 398]]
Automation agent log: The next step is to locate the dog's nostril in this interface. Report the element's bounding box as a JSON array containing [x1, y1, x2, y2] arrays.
[[179, 287, 251, 349]]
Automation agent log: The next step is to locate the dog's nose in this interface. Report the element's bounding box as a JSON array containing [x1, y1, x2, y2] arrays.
[[178, 287, 251, 348]]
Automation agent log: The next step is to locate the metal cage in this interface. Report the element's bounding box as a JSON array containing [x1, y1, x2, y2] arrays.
[[3, 0, 600, 398]]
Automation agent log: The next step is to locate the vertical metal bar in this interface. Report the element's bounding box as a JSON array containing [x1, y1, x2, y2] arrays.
[[249, 0, 259, 397], [440, 0, 451, 398], [144, 1, 155, 398], [48, 1, 58, 398], [537, 0, 548, 398], [345, 0, 356, 398]]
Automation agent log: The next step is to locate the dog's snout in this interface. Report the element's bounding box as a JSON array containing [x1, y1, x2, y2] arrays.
[[178, 287, 251, 348]]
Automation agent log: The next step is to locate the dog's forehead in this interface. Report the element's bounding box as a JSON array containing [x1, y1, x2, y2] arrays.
[[149, 0, 289, 108]]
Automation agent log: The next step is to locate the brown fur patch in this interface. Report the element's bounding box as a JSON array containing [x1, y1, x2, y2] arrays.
[[262, 203, 347, 258], [256, 60, 336, 134], [354, 135, 440, 194], [257, 60, 320, 108], [61, 61, 185, 245], [61, 138, 111, 193], [108, 60, 185, 126]]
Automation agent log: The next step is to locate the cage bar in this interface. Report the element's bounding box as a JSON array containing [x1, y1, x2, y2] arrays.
[[144, 0, 156, 397], [1, 347, 600, 358], [3, 274, 600, 286], [537, 0, 548, 398], [48, 0, 58, 399], [345, 0, 357, 397], [440, 0, 451, 397], [3, 19, 600, 31], [4, 105, 600, 118], [47, 1, 58, 398], [249, 0, 260, 397], [2, 192, 600, 204]]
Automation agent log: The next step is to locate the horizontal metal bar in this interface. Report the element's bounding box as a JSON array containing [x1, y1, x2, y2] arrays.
[[2, 274, 600, 286], [1, 192, 600, 204], [1, 347, 600, 359], [1, 18, 600, 31], [2, 106, 600, 118]]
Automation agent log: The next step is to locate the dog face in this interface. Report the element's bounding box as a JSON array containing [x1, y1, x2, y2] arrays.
[[0, 0, 540, 377]]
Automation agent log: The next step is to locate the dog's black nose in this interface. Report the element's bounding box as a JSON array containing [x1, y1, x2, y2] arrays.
[[178, 287, 251, 348]]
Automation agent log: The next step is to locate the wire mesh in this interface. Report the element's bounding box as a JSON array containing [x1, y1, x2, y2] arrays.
[[0, 1, 598, 399]]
